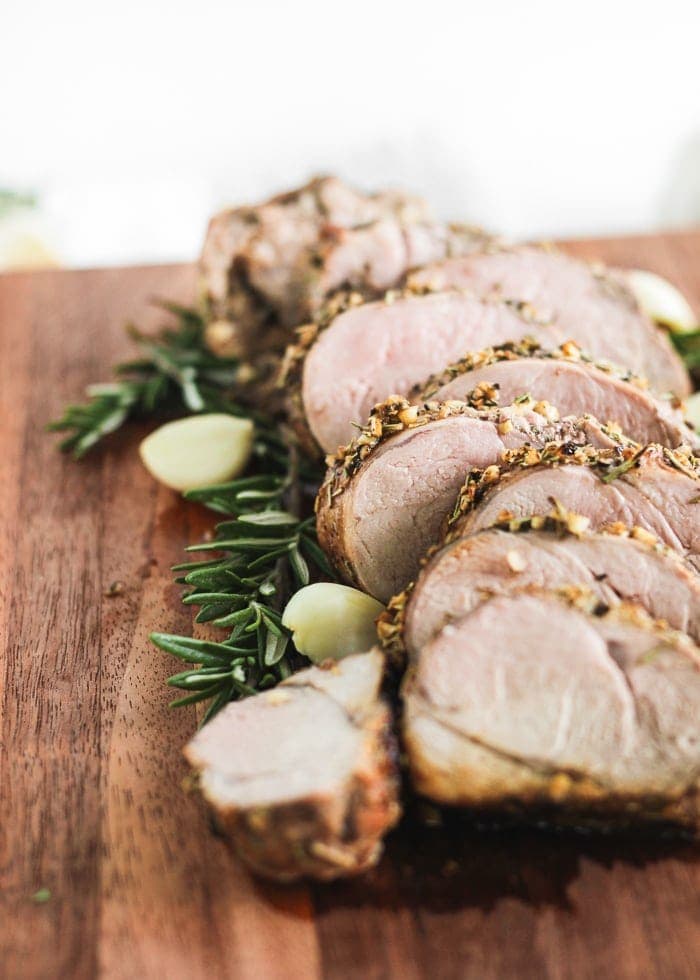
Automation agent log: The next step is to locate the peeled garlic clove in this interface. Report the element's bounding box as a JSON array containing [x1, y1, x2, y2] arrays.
[[139, 413, 254, 492], [626, 269, 697, 333], [685, 392, 700, 433], [282, 583, 385, 663]]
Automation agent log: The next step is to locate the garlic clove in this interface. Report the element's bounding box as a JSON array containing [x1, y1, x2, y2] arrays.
[[139, 413, 254, 492], [282, 583, 385, 664], [626, 269, 697, 334], [685, 392, 700, 433]]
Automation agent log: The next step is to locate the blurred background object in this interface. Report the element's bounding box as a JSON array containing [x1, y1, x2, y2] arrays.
[[2, 0, 699, 272], [0, 190, 60, 270]]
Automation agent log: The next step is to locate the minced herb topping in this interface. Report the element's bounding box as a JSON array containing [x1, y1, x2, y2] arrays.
[[447, 442, 699, 539], [376, 501, 687, 662], [414, 337, 649, 402], [316, 395, 565, 514]]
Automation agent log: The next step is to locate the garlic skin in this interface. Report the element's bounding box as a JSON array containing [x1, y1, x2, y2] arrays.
[[627, 269, 697, 334], [139, 414, 254, 492], [282, 583, 385, 664], [685, 393, 700, 433]]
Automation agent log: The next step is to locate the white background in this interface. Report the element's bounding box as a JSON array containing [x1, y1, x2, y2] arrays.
[[2, 0, 700, 267]]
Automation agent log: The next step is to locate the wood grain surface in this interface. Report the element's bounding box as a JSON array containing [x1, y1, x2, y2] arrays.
[[1, 234, 699, 980]]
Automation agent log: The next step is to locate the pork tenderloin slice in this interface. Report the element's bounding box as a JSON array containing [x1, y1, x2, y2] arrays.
[[306, 217, 489, 315], [413, 339, 699, 451], [184, 649, 401, 882], [316, 397, 623, 602], [403, 591, 700, 830], [290, 289, 569, 455], [391, 518, 700, 660], [450, 443, 700, 571], [200, 175, 489, 359], [408, 245, 690, 396]]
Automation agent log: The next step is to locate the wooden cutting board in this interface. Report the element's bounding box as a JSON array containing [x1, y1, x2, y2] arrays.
[[1, 232, 700, 980]]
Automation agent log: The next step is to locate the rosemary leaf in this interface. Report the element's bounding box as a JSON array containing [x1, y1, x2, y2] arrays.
[[600, 452, 642, 484], [264, 630, 290, 666], [211, 608, 257, 629], [150, 632, 242, 664], [181, 591, 251, 605], [194, 603, 239, 624], [288, 544, 310, 586], [169, 686, 224, 709], [201, 686, 236, 725], [168, 670, 237, 689], [238, 511, 300, 526], [300, 534, 336, 577]]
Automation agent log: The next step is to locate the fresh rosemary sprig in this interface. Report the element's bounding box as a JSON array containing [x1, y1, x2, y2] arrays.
[[48, 303, 243, 457], [151, 467, 331, 723]]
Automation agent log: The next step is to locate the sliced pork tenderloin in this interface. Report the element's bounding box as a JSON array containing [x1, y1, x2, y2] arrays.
[[200, 175, 490, 360], [413, 340, 699, 452], [184, 649, 401, 882], [449, 443, 700, 571], [408, 244, 690, 396], [316, 398, 624, 602], [403, 590, 700, 831], [378, 511, 700, 663], [286, 288, 588, 456]]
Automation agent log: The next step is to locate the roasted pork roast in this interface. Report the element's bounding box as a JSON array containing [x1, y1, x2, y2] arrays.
[[402, 590, 700, 831], [450, 443, 700, 571], [414, 340, 698, 451], [316, 399, 623, 601], [200, 176, 489, 360], [378, 510, 700, 662], [188, 178, 700, 872], [185, 649, 400, 881], [285, 288, 642, 456], [408, 244, 690, 396]]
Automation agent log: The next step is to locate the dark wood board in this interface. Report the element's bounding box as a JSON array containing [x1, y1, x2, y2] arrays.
[[1, 233, 699, 980]]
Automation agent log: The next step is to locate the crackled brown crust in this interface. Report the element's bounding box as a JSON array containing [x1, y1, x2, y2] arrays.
[[446, 441, 699, 541], [411, 337, 651, 402], [201, 172, 494, 363], [315, 394, 570, 592], [201, 179, 448, 405], [199, 177, 422, 358], [205, 700, 401, 882], [402, 589, 700, 831], [376, 506, 688, 664]]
